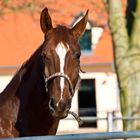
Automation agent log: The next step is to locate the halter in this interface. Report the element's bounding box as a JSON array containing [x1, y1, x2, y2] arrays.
[[44, 72, 81, 96]]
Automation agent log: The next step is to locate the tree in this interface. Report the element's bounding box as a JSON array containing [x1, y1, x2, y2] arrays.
[[108, 0, 140, 130]]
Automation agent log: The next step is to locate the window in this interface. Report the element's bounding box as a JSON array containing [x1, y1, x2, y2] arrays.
[[78, 79, 96, 127], [79, 29, 92, 53], [71, 12, 92, 54]]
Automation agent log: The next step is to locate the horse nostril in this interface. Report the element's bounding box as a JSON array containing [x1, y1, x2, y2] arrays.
[[50, 98, 55, 109]]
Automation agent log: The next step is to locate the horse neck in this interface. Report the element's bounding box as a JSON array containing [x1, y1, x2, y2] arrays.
[[16, 46, 48, 106], [15, 46, 60, 136]]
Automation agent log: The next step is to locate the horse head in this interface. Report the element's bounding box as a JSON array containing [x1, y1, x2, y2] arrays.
[[40, 8, 88, 119]]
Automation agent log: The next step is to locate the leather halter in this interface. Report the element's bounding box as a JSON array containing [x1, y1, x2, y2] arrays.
[[44, 72, 81, 95]]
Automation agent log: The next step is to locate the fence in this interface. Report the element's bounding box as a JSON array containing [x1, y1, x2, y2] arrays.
[[67, 111, 140, 132], [2, 112, 140, 140], [2, 131, 140, 140]]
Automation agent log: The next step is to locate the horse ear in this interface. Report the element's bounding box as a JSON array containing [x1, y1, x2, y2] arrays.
[[71, 10, 88, 39], [40, 8, 53, 34]]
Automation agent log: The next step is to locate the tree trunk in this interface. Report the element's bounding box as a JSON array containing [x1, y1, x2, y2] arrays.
[[108, 0, 140, 130]]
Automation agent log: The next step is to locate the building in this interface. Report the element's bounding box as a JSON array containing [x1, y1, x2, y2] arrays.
[[0, 0, 125, 134]]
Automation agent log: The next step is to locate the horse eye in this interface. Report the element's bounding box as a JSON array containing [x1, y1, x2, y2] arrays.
[[74, 52, 81, 60]]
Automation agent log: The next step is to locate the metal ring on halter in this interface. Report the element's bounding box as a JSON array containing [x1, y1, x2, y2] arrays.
[[44, 72, 74, 95]]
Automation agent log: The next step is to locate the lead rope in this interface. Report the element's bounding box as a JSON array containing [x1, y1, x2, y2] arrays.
[[68, 111, 83, 126], [68, 76, 83, 126]]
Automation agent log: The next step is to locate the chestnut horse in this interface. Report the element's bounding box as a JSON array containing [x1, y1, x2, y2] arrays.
[[0, 8, 88, 137]]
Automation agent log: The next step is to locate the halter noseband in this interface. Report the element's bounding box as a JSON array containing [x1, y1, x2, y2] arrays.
[[44, 72, 81, 95]]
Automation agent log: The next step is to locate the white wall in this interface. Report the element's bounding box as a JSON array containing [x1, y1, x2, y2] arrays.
[[0, 75, 13, 93], [95, 72, 122, 131]]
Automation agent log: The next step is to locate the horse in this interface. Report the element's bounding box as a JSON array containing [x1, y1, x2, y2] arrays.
[[0, 8, 88, 138]]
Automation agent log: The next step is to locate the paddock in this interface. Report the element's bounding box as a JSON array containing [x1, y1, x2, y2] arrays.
[[1, 131, 140, 140]]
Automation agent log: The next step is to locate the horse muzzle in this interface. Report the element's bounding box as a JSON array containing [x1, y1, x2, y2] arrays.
[[49, 98, 70, 119]]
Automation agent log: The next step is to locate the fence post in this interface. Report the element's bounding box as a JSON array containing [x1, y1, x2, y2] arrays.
[[107, 112, 114, 132]]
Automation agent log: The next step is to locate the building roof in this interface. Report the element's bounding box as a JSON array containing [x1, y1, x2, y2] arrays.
[[0, 0, 114, 68]]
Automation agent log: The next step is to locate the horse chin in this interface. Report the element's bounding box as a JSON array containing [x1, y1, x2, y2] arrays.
[[55, 113, 68, 119], [57, 114, 68, 119], [50, 110, 68, 119], [55, 115, 67, 119]]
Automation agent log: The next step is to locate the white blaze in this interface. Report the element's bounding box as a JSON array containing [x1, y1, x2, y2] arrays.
[[55, 42, 69, 100]]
